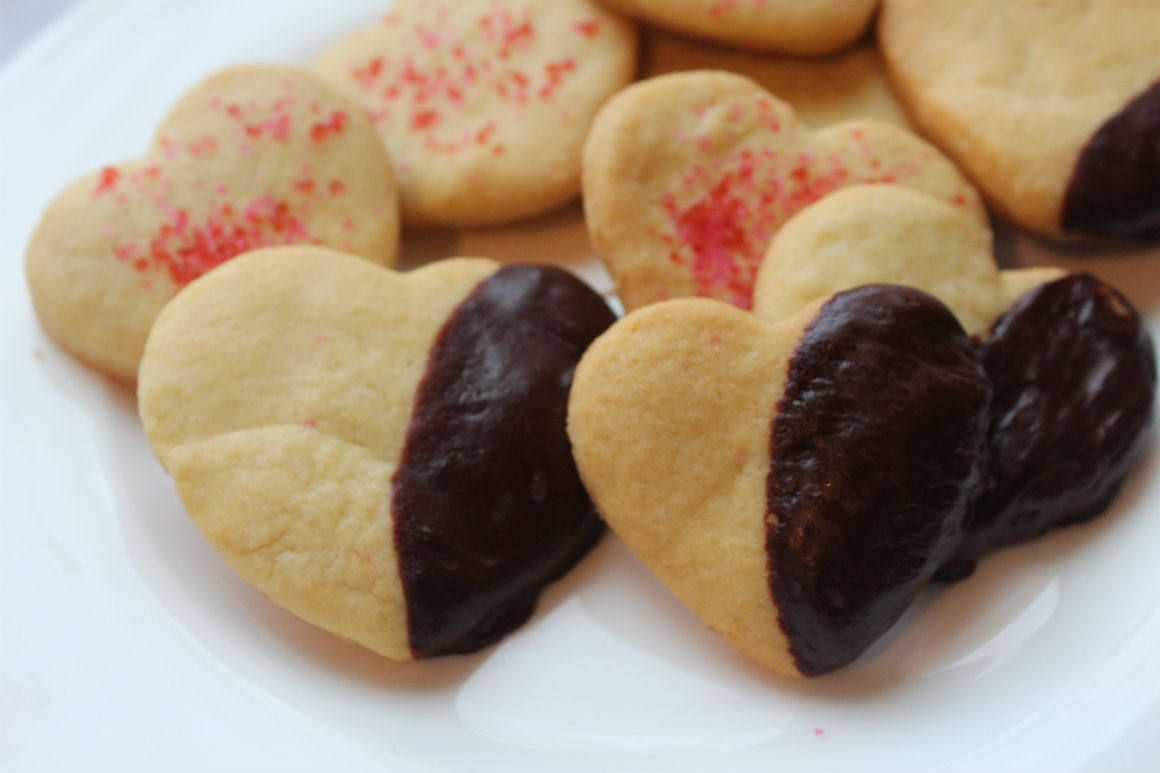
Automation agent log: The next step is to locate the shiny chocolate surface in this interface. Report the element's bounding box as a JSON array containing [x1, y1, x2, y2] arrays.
[[392, 265, 615, 658], [766, 285, 990, 676], [938, 274, 1156, 580]]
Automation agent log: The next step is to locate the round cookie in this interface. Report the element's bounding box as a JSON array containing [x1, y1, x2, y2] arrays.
[[312, 0, 637, 227], [642, 30, 913, 129], [755, 185, 1156, 579], [568, 287, 989, 676], [595, 0, 878, 55], [139, 246, 615, 660], [582, 70, 984, 311], [25, 64, 399, 383], [879, 0, 1160, 238]]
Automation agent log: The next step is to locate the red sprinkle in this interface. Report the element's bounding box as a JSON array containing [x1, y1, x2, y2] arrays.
[[412, 109, 440, 130], [573, 20, 600, 37], [117, 195, 317, 288], [94, 166, 120, 196], [310, 110, 348, 142], [664, 178, 758, 309], [347, 7, 584, 154], [476, 122, 497, 144]]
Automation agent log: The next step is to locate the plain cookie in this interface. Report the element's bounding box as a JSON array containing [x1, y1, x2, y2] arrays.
[[139, 247, 615, 659], [25, 64, 399, 382]]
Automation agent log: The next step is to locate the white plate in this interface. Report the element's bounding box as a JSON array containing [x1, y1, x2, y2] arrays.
[[3, 1, 1160, 770]]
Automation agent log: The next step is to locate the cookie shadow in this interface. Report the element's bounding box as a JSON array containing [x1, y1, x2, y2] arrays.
[[791, 436, 1157, 700], [992, 218, 1160, 315], [585, 436, 1157, 705], [397, 199, 593, 271]]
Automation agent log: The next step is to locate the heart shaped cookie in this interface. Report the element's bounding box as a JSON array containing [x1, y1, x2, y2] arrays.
[[26, 64, 399, 382], [755, 185, 1157, 579], [582, 70, 985, 312], [879, 0, 1160, 237], [568, 286, 990, 676], [139, 247, 615, 659], [312, 0, 637, 227]]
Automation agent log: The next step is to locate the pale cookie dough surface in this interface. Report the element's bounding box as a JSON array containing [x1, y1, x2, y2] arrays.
[[754, 185, 1064, 336], [596, 0, 877, 55], [569, 298, 811, 676], [879, 0, 1160, 236], [140, 247, 497, 660], [582, 71, 984, 312], [25, 64, 399, 383], [312, 0, 637, 227], [642, 30, 912, 129], [569, 287, 990, 676]]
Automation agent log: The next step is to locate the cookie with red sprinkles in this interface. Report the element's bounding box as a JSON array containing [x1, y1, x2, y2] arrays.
[[581, 70, 984, 312], [312, 0, 637, 227], [25, 64, 399, 382]]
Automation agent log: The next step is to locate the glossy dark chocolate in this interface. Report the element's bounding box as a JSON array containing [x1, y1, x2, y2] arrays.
[[1062, 79, 1160, 237], [765, 285, 990, 677], [392, 265, 615, 658], [936, 274, 1156, 581]]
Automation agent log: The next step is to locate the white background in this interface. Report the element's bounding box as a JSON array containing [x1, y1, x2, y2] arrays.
[[2, 1, 1159, 771]]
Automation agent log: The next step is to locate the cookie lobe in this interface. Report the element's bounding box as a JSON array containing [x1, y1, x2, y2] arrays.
[[938, 274, 1157, 580], [768, 285, 990, 676], [393, 265, 617, 657], [1063, 80, 1160, 238]]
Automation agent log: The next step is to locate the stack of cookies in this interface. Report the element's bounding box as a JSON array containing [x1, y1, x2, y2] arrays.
[[24, 0, 1160, 677]]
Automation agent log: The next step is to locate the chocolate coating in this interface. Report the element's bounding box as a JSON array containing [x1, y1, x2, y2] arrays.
[[1062, 79, 1160, 237], [766, 285, 990, 676], [392, 265, 616, 658], [937, 274, 1156, 581]]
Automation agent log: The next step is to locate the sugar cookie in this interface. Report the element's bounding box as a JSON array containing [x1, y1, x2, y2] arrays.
[[582, 71, 983, 311], [139, 247, 615, 659], [879, 0, 1160, 237], [568, 286, 988, 676], [313, 0, 637, 227], [26, 64, 398, 382]]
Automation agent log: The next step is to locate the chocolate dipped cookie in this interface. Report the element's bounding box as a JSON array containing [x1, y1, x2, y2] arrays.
[[879, 0, 1160, 238], [756, 185, 1157, 579], [568, 286, 990, 676], [139, 247, 615, 659]]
